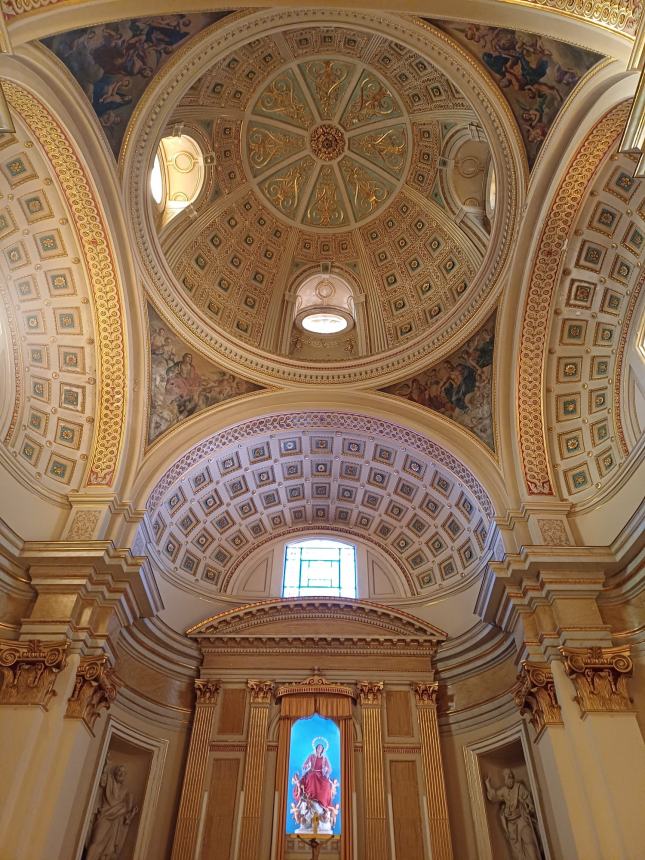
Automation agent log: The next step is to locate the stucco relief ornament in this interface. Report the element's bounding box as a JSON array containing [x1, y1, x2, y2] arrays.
[[0, 638, 68, 708], [85, 763, 138, 860], [485, 769, 543, 860], [356, 680, 383, 705], [194, 679, 220, 705], [513, 663, 562, 738], [65, 655, 118, 730], [561, 645, 633, 714]]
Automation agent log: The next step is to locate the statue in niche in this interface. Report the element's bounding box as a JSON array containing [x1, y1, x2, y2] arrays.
[[85, 762, 139, 860], [485, 768, 543, 860]]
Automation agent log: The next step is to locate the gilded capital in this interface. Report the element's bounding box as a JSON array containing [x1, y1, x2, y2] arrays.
[[513, 662, 562, 738], [561, 646, 633, 714], [195, 679, 220, 705], [65, 655, 118, 730], [413, 681, 439, 707], [356, 680, 384, 706], [247, 679, 274, 703], [0, 638, 68, 708]]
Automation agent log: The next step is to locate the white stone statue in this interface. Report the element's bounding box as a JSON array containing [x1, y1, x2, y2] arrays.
[[485, 768, 542, 860], [85, 763, 138, 860]]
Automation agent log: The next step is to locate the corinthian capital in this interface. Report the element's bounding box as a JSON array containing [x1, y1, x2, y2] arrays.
[[513, 662, 562, 738], [561, 646, 633, 714], [0, 638, 68, 708], [195, 679, 220, 705], [413, 681, 439, 707], [356, 680, 383, 706], [247, 679, 274, 703], [65, 655, 118, 730]]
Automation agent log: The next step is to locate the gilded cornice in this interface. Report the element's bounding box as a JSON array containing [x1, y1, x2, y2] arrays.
[[517, 101, 630, 495], [187, 597, 447, 641], [275, 674, 355, 700], [3, 82, 126, 487]]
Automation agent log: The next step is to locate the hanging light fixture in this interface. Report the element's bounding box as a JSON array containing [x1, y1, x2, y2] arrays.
[[294, 272, 355, 335]]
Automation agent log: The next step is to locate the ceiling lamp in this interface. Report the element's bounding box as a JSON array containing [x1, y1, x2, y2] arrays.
[[294, 272, 355, 336]]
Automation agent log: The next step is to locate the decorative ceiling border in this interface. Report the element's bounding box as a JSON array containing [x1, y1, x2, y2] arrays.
[[1, 0, 639, 38], [517, 100, 630, 496], [120, 8, 525, 386], [5, 82, 127, 486]]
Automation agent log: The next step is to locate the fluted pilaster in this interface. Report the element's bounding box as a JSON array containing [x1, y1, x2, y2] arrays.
[[238, 680, 273, 860], [171, 680, 220, 860], [413, 683, 453, 860], [357, 681, 388, 859]]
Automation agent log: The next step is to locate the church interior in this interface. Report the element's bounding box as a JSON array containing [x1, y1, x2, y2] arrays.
[[0, 2, 643, 859]]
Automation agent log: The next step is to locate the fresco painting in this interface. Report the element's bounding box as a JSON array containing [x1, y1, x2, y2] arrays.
[[43, 14, 229, 156], [148, 305, 262, 444], [287, 714, 341, 836], [434, 23, 602, 165], [382, 314, 496, 449]]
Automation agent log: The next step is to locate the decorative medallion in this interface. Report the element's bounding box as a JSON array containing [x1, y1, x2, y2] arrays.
[[244, 57, 410, 229]]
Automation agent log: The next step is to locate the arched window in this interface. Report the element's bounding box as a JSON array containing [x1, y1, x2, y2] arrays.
[[282, 539, 356, 598], [149, 134, 204, 225]]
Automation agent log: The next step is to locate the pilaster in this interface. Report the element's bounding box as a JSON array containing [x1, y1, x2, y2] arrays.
[[171, 680, 221, 860], [237, 680, 274, 860], [357, 681, 388, 860], [413, 682, 453, 860]]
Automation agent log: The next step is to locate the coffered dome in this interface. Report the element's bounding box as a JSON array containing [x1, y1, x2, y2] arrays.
[[124, 9, 524, 383]]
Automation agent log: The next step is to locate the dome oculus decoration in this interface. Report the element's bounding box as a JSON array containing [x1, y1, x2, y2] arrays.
[[244, 60, 410, 230]]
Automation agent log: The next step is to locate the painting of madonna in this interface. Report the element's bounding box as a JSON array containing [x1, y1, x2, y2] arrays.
[[287, 714, 341, 836]]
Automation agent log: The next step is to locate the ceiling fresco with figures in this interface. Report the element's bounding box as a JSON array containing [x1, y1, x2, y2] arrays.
[[545, 148, 644, 502], [42, 13, 231, 157], [143, 413, 494, 597], [432, 23, 602, 166], [148, 304, 263, 444], [382, 313, 496, 450], [0, 124, 97, 494], [162, 18, 491, 363]]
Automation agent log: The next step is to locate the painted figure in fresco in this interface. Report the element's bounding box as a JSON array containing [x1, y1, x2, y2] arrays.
[[485, 769, 542, 860], [445, 22, 599, 163], [384, 319, 495, 448], [85, 763, 138, 860], [291, 737, 339, 834]]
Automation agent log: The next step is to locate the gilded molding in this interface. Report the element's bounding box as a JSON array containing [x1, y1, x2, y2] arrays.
[[517, 102, 630, 495], [514, 0, 640, 36], [4, 82, 126, 487], [275, 674, 354, 700], [413, 681, 439, 707], [0, 638, 68, 708], [561, 645, 633, 713], [247, 678, 274, 704], [513, 662, 562, 738], [194, 678, 220, 705], [356, 680, 384, 706], [65, 654, 118, 730]]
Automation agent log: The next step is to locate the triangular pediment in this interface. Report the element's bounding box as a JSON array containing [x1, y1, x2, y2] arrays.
[[187, 598, 447, 642]]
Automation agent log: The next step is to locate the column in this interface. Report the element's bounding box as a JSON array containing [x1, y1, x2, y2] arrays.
[[238, 680, 274, 860], [357, 681, 388, 860], [0, 545, 153, 859], [413, 683, 453, 860], [171, 680, 221, 860], [557, 647, 645, 858]]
